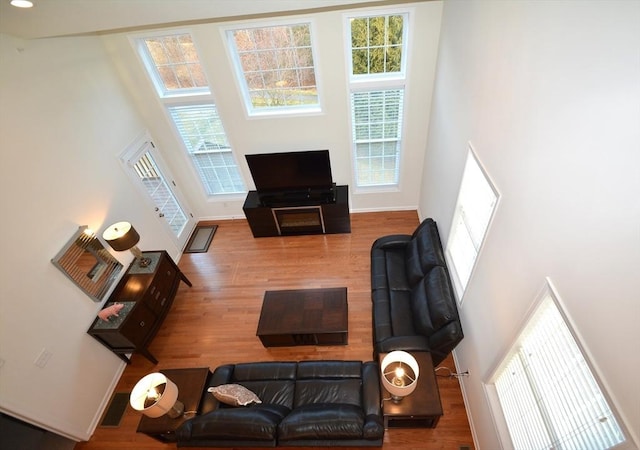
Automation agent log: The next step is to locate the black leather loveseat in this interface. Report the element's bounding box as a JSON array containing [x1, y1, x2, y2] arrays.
[[370, 218, 463, 366], [176, 360, 384, 447]]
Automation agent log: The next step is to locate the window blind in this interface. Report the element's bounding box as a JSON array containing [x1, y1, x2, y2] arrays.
[[494, 295, 625, 450], [169, 104, 244, 195], [350, 89, 404, 186], [446, 148, 497, 294]]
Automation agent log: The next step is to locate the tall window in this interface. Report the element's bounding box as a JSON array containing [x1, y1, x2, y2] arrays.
[[347, 11, 409, 188], [135, 31, 244, 196], [168, 105, 244, 195], [489, 282, 627, 449], [227, 22, 320, 116], [446, 146, 498, 300], [351, 89, 404, 186]]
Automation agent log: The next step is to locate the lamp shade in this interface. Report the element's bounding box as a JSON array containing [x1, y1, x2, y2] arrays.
[[103, 221, 140, 252], [381, 351, 420, 402], [130, 372, 180, 419]]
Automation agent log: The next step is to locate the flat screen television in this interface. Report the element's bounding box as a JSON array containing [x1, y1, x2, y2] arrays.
[[245, 150, 334, 194]]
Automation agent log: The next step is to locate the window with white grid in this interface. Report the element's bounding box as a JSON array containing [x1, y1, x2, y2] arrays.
[[490, 283, 627, 450], [351, 89, 404, 186], [346, 10, 409, 188], [139, 33, 209, 97], [445, 146, 498, 300], [226, 22, 319, 115], [349, 13, 406, 78], [136, 31, 245, 196], [168, 104, 245, 195]]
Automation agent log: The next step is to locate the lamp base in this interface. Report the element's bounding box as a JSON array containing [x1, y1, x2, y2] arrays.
[[166, 400, 184, 419], [137, 257, 152, 268], [390, 394, 405, 404]]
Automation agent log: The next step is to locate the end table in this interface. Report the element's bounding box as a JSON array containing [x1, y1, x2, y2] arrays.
[[378, 351, 443, 428], [136, 367, 211, 442]]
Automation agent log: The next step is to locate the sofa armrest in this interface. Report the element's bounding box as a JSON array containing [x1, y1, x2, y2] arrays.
[[371, 234, 411, 251], [209, 364, 234, 386], [375, 335, 430, 355], [428, 321, 464, 366], [361, 361, 384, 439], [199, 364, 235, 414]]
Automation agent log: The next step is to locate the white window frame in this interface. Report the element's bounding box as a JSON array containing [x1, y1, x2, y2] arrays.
[[130, 30, 245, 198], [344, 8, 412, 191], [167, 103, 245, 196], [445, 144, 499, 303], [133, 29, 211, 99], [350, 87, 405, 187], [484, 279, 632, 450], [222, 18, 323, 118], [346, 10, 409, 84]]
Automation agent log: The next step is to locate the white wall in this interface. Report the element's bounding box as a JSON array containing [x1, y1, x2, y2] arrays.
[[421, 1, 640, 448], [0, 33, 181, 440], [101, 1, 443, 218]]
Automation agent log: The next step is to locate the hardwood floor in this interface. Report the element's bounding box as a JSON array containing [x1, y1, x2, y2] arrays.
[[75, 211, 475, 450]]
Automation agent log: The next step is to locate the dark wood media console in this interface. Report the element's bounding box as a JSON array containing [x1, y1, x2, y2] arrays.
[[243, 185, 351, 237]]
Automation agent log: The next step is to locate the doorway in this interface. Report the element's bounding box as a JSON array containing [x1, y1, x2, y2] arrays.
[[121, 133, 195, 250]]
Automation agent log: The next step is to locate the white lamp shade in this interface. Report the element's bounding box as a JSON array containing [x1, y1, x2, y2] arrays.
[[102, 221, 140, 252], [381, 351, 420, 400], [130, 372, 179, 418]]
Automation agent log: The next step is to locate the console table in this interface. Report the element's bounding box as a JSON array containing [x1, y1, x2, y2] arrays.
[[87, 251, 191, 364], [242, 185, 351, 237], [378, 351, 443, 428]]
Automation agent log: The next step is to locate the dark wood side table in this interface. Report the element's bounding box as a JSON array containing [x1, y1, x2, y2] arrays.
[[136, 367, 211, 443], [378, 351, 443, 428], [256, 287, 348, 347]]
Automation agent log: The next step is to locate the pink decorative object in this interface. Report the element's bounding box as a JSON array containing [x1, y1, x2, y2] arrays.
[[98, 303, 124, 321]]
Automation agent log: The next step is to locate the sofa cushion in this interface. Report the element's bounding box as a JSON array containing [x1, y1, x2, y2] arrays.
[[426, 266, 457, 326], [236, 380, 295, 409], [372, 291, 392, 341], [389, 289, 416, 336], [294, 379, 362, 408], [188, 404, 290, 441], [405, 219, 446, 285], [385, 250, 412, 291], [411, 266, 457, 336], [296, 360, 361, 379], [230, 362, 297, 409], [278, 403, 364, 440], [232, 362, 297, 381], [208, 384, 261, 406]]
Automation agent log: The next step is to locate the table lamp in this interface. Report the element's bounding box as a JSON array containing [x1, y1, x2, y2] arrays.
[[130, 372, 184, 419], [381, 351, 420, 403], [103, 221, 151, 267]]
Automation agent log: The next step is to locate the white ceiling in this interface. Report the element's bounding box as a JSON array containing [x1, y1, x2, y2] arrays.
[[0, 0, 412, 40]]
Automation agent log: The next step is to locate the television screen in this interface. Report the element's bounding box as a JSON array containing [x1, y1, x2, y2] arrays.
[[245, 150, 333, 193]]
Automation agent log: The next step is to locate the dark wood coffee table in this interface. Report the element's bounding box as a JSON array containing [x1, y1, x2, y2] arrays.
[[256, 287, 348, 347], [136, 367, 211, 442], [378, 351, 443, 428]]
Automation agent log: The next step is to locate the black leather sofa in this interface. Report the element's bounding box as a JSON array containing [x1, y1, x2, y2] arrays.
[[176, 360, 384, 447], [370, 218, 463, 366]]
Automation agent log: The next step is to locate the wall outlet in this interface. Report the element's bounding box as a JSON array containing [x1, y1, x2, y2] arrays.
[[34, 349, 52, 368]]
